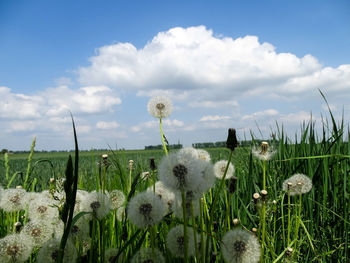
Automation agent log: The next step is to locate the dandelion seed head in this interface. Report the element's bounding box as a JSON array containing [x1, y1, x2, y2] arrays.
[[159, 151, 202, 191], [0, 234, 32, 263], [214, 160, 235, 180], [21, 220, 54, 248], [131, 247, 165, 263], [147, 181, 175, 214], [116, 207, 125, 222], [282, 173, 313, 196], [80, 191, 111, 220], [0, 188, 27, 212], [222, 229, 261, 263], [37, 238, 77, 263], [127, 192, 166, 228], [252, 142, 276, 161], [166, 225, 195, 258], [197, 149, 211, 162], [28, 196, 58, 221], [147, 96, 172, 119]]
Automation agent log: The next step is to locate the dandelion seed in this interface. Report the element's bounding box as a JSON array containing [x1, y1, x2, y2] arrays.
[[108, 190, 125, 210], [80, 191, 111, 220], [36, 238, 77, 263], [252, 142, 276, 161], [213, 160, 235, 180], [166, 225, 195, 258], [0, 188, 27, 212], [127, 192, 166, 228], [147, 96, 173, 119], [282, 173, 313, 196], [0, 234, 32, 263], [221, 229, 261, 263], [158, 151, 202, 192], [131, 247, 165, 263]]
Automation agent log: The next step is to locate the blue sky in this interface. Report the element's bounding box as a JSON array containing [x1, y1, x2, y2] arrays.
[[0, 0, 349, 150]]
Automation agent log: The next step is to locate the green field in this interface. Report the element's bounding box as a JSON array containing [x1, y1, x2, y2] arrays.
[[0, 121, 349, 262]]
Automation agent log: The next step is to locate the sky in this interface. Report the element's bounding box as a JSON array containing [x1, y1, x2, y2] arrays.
[[0, 0, 349, 151]]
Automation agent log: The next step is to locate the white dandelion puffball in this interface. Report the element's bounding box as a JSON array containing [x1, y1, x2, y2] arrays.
[[116, 207, 126, 222], [147, 181, 176, 214], [173, 195, 200, 219], [0, 234, 33, 263], [166, 225, 195, 258], [196, 161, 215, 193], [252, 142, 276, 161], [214, 160, 235, 180], [0, 188, 27, 212], [197, 149, 211, 162], [108, 190, 125, 210], [80, 191, 112, 220], [36, 238, 77, 263], [178, 147, 199, 159], [147, 95, 173, 118], [282, 173, 313, 196], [69, 217, 90, 241], [127, 191, 166, 228], [28, 196, 59, 221], [21, 220, 54, 248], [222, 229, 261, 263], [131, 247, 165, 263], [158, 150, 203, 192]]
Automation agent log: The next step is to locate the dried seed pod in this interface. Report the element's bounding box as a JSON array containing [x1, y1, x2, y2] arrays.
[[226, 128, 239, 151]]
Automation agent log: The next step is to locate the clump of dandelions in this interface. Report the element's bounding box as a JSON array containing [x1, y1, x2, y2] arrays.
[[131, 247, 165, 263], [252, 141, 276, 161], [147, 96, 173, 119], [166, 225, 196, 258], [0, 233, 32, 263], [127, 191, 166, 228], [282, 173, 313, 196], [213, 160, 235, 180], [221, 229, 261, 263]]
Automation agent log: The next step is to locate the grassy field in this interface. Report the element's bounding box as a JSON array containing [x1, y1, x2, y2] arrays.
[[0, 119, 349, 262]]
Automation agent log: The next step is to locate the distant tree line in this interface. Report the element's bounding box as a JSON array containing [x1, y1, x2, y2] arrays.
[[144, 144, 183, 150]]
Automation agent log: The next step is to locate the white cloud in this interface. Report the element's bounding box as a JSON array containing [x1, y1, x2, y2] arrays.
[[0, 86, 121, 120], [131, 119, 185, 133], [199, 115, 231, 121], [242, 109, 279, 120], [76, 25, 350, 106], [96, 121, 119, 129]]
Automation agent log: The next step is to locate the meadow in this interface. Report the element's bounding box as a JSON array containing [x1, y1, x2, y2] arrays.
[[0, 96, 349, 263]]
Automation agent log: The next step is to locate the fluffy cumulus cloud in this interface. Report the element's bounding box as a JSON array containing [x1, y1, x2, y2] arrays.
[[0, 85, 121, 135], [78, 25, 350, 104]]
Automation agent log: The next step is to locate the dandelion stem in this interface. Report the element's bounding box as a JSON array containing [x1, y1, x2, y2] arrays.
[[181, 190, 189, 263], [159, 117, 168, 156], [287, 193, 291, 246]]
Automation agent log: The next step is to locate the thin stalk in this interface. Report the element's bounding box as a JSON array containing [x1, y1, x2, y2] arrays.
[[294, 194, 302, 247], [181, 190, 189, 263], [287, 193, 291, 246], [159, 117, 168, 156], [199, 198, 205, 263], [191, 202, 200, 261]]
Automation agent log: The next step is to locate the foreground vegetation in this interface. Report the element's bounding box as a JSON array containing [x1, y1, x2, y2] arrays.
[[0, 96, 349, 263]]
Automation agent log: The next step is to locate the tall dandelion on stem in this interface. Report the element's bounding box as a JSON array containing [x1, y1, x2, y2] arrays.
[[147, 96, 173, 156]]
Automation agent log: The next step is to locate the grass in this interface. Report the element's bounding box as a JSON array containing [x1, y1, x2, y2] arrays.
[[0, 115, 349, 262]]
